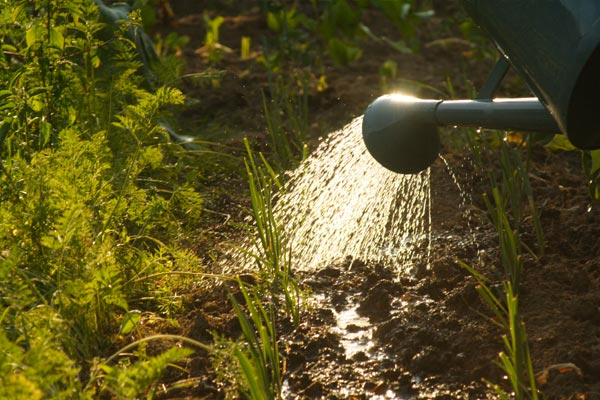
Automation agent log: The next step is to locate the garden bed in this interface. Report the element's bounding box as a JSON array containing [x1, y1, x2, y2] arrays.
[[158, 1, 600, 398]]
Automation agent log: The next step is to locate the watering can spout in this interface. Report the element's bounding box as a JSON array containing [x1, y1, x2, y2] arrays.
[[362, 95, 559, 174]]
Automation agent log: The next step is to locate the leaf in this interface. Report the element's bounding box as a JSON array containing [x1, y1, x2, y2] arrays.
[[241, 36, 251, 60], [0, 91, 14, 111], [234, 347, 266, 399], [26, 25, 43, 48], [330, 0, 359, 36], [29, 95, 44, 112], [49, 28, 64, 50], [327, 38, 362, 66], [544, 133, 577, 151], [204, 14, 224, 46], [2, 43, 17, 53], [267, 8, 299, 33], [119, 310, 142, 335], [0, 101, 15, 111], [380, 60, 397, 79], [0, 120, 11, 144], [11, 4, 26, 22], [590, 149, 600, 176], [90, 49, 101, 69], [40, 121, 52, 146], [382, 37, 413, 54], [266, 11, 281, 33], [415, 10, 435, 19]]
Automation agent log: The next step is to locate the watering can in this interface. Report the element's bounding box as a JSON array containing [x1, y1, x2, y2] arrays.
[[363, 0, 600, 174]]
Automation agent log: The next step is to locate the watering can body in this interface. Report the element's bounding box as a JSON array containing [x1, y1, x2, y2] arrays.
[[463, 0, 600, 149], [363, 0, 600, 174]]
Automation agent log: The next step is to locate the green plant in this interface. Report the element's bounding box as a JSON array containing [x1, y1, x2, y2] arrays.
[[370, 0, 433, 52], [209, 278, 284, 400], [229, 279, 282, 400], [202, 13, 231, 64], [205, 139, 309, 398], [326, 36, 362, 66], [210, 334, 248, 399], [379, 59, 398, 92], [495, 282, 539, 400], [261, 4, 313, 69], [87, 334, 214, 398], [545, 133, 600, 201], [261, 69, 309, 171], [241, 36, 252, 60], [1, 0, 100, 157], [459, 128, 546, 272], [309, 1, 360, 65], [459, 262, 539, 399], [96, 345, 194, 398], [243, 138, 302, 325], [0, 1, 208, 396], [0, 306, 86, 399], [483, 186, 524, 292], [458, 18, 499, 61], [491, 135, 545, 257], [456, 130, 543, 397], [259, 0, 432, 72]]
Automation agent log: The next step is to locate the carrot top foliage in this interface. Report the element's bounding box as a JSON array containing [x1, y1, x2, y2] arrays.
[[0, 0, 205, 397]]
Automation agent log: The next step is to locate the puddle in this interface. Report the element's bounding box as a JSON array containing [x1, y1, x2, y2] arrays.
[[310, 292, 380, 361], [305, 290, 411, 399], [331, 300, 380, 360]]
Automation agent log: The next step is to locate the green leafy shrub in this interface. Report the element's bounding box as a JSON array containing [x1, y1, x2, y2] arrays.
[[0, 0, 206, 396]]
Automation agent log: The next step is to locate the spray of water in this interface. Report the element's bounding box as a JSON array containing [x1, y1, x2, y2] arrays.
[[228, 116, 431, 274], [274, 116, 431, 272]]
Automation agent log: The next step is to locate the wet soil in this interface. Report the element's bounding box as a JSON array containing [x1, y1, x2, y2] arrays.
[[282, 147, 600, 399], [153, 1, 600, 398]]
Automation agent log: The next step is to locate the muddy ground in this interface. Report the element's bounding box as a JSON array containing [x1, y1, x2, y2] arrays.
[[152, 1, 600, 399]]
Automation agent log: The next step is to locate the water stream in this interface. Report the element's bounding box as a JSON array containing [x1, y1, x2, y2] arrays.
[[276, 116, 431, 272]]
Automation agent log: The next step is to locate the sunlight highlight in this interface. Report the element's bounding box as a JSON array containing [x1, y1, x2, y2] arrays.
[[388, 92, 421, 102]]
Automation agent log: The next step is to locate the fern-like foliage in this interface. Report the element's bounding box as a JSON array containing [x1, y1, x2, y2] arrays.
[[97, 346, 194, 399], [0, 0, 205, 397]]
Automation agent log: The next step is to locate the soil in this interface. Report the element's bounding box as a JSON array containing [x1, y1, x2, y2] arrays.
[[151, 1, 600, 399]]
